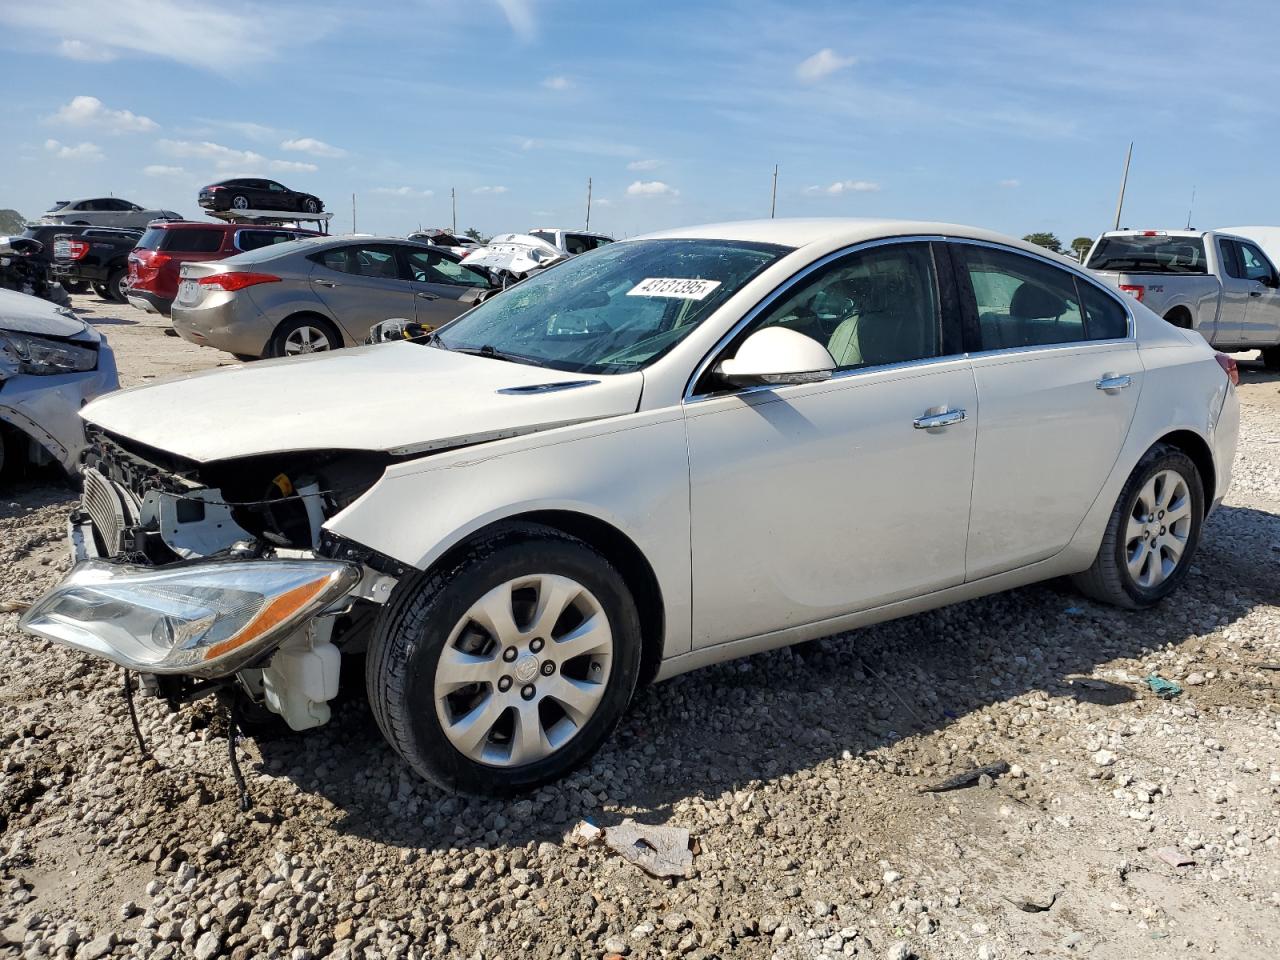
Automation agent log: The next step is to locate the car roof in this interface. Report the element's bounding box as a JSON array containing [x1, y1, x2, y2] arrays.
[[530, 227, 612, 238], [631, 218, 1081, 263], [1101, 229, 1203, 239]]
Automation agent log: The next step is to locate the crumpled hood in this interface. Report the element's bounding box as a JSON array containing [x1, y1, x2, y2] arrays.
[[0, 288, 89, 338], [79, 342, 643, 463]]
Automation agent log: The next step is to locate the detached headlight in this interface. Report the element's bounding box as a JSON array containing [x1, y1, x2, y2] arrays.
[[0, 329, 97, 375], [20, 559, 359, 678]]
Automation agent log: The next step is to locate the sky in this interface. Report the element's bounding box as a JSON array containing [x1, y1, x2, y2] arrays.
[[2, 0, 1278, 244]]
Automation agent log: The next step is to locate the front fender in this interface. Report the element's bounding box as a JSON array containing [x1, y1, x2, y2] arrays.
[[325, 410, 694, 660]]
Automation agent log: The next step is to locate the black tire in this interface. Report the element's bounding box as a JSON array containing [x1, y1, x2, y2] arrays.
[[1072, 443, 1204, 609], [0, 425, 18, 483], [104, 269, 127, 303], [303, 197, 321, 214], [265, 314, 343, 358], [1262, 345, 1280, 371], [230, 194, 250, 211], [62, 280, 89, 295], [92, 282, 109, 300], [367, 522, 642, 794], [1163, 309, 1192, 329], [231, 353, 258, 362]]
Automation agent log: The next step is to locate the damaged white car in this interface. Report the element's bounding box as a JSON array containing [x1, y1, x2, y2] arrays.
[[21, 219, 1238, 795], [0, 288, 119, 480]]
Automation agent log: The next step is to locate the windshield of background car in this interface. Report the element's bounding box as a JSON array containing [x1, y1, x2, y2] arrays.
[[1086, 235, 1207, 274], [435, 238, 790, 373]]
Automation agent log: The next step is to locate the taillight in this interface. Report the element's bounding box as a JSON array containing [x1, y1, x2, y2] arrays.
[[1214, 352, 1239, 386], [65, 239, 89, 260], [1119, 284, 1144, 302], [198, 272, 280, 292]]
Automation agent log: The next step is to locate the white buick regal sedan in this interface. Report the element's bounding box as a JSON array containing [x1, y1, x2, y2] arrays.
[[21, 219, 1240, 794]]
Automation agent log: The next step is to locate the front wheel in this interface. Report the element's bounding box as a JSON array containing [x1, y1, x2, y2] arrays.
[[1072, 444, 1204, 609], [367, 523, 641, 794], [303, 197, 321, 214], [1261, 345, 1280, 371]]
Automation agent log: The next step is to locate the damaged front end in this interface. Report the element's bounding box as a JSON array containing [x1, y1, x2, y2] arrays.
[[21, 427, 402, 731]]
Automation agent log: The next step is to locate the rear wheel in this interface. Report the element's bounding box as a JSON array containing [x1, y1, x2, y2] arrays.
[[266, 315, 342, 357], [1072, 444, 1204, 609], [104, 269, 127, 303], [1262, 345, 1280, 371], [367, 522, 641, 794], [230, 194, 250, 211], [62, 280, 89, 295], [92, 282, 109, 300], [1163, 308, 1192, 329]]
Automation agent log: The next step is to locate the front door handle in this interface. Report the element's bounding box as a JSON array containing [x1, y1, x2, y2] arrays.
[[913, 408, 967, 430], [314, 279, 340, 288], [416, 292, 439, 300], [1250, 290, 1263, 298], [1096, 374, 1133, 393]]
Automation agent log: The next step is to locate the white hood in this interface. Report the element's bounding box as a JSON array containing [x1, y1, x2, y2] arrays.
[[461, 234, 567, 275], [80, 342, 643, 463]]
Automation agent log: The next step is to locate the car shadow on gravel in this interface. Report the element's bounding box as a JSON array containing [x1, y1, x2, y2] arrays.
[[249, 502, 1280, 854]]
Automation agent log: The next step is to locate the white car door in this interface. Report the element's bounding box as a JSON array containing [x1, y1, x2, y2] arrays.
[[1233, 239, 1280, 346], [952, 242, 1142, 580], [684, 241, 977, 648]]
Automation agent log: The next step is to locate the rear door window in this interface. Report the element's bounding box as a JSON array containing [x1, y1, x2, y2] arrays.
[[161, 229, 224, 253], [136, 227, 166, 250], [958, 245, 1088, 348], [315, 244, 404, 279], [1238, 242, 1276, 283]]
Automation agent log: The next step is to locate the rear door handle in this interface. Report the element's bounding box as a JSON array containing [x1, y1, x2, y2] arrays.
[[1096, 374, 1133, 392], [314, 279, 340, 288], [913, 408, 967, 430], [416, 292, 439, 300]]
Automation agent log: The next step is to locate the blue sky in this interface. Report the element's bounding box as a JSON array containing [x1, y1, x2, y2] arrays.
[[1, 0, 1276, 243]]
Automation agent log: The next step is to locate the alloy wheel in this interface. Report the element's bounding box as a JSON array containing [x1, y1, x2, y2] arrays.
[[231, 195, 249, 210], [433, 574, 614, 767], [1125, 469, 1192, 588], [282, 325, 332, 354]]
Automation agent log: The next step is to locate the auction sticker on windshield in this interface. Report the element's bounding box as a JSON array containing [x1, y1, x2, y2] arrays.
[[627, 277, 722, 300]]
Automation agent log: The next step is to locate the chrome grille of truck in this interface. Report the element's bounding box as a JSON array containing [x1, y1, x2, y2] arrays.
[[80, 467, 142, 557]]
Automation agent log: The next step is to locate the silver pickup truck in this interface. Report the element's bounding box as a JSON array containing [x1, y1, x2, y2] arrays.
[[1085, 229, 1280, 368]]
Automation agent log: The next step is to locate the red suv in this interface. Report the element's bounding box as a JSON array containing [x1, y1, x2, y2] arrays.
[[126, 222, 318, 315]]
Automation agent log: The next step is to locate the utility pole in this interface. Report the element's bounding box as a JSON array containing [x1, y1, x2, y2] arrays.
[[585, 177, 593, 231], [770, 164, 778, 218], [351, 193, 357, 234], [1112, 142, 1133, 231], [451, 188, 457, 234]]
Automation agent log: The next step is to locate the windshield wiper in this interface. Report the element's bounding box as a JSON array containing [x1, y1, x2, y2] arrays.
[[451, 344, 546, 367]]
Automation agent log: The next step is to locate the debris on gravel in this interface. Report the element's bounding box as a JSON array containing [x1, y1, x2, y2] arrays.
[[1, 300, 1278, 958]]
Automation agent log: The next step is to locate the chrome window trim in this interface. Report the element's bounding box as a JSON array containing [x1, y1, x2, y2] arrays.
[[944, 237, 1136, 342], [682, 235, 949, 402]]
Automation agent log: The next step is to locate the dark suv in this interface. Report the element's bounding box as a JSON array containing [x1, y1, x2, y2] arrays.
[[127, 221, 319, 314], [198, 179, 324, 215]]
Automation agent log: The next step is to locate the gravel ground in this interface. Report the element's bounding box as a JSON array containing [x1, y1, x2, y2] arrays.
[[1, 296, 1278, 960]]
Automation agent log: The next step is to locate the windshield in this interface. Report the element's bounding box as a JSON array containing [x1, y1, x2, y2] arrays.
[[1087, 235, 1207, 274], [435, 239, 790, 373]]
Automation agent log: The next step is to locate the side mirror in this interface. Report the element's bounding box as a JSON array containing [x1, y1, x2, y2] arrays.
[[715, 327, 836, 387]]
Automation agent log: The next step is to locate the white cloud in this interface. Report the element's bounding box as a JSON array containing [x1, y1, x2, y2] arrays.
[[999, 178, 1022, 188], [627, 159, 660, 171], [217, 120, 276, 141], [48, 95, 157, 133], [473, 185, 510, 195], [796, 48, 857, 82], [542, 75, 572, 91], [627, 180, 679, 197], [143, 164, 185, 177], [495, 0, 535, 40], [45, 139, 102, 161], [270, 159, 318, 173], [373, 186, 434, 198], [158, 139, 264, 169], [281, 137, 345, 158], [57, 39, 115, 62], [806, 179, 880, 195], [0, 0, 327, 72]]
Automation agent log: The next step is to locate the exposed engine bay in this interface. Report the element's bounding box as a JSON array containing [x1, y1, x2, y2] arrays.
[[71, 425, 404, 732]]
